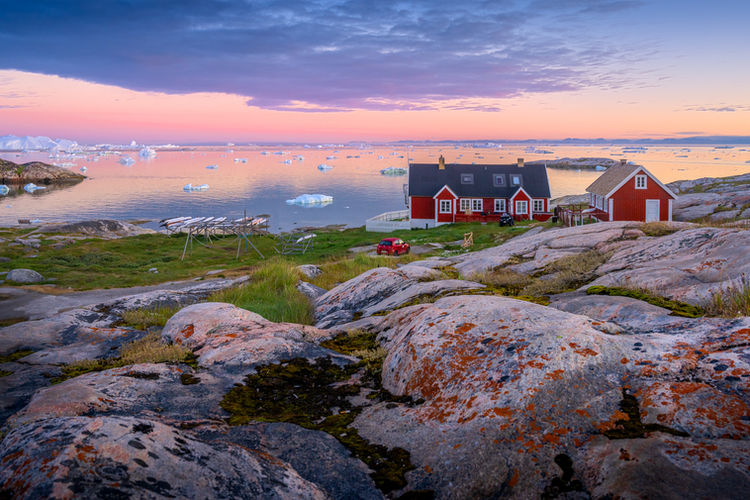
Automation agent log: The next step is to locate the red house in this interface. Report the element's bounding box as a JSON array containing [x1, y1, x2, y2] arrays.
[[585, 160, 677, 222], [408, 157, 552, 228]]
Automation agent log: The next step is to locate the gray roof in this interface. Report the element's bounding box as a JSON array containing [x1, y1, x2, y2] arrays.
[[408, 163, 551, 198], [586, 163, 639, 196]]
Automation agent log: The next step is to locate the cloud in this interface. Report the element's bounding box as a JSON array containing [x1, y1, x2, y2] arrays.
[[0, 0, 648, 111], [684, 104, 749, 112]]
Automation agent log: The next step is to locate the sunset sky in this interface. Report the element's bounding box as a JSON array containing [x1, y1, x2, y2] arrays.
[[1, 0, 748, 144]]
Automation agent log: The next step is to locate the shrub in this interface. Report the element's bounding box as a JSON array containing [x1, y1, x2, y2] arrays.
[[120, 306, 181, 330], [640, 222, 678, 237]]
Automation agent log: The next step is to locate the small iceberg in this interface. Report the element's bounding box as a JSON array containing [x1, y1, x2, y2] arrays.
[[234, 158, 248, 163], [205, 164, 218, 170], [380, 167, 407, 176], [139, 147, 157, 159], [24, 183, 46, 193], [184, 184, 210, 191], [0, 184, 9, 195], [317, 163, 333, 171], [80, 166, 88, 173], [594, 165, 606, 171], [286, 194, 333, 206], [296, 155, 304, 161], [119, 156, 135, 166], [282, 159, 292, 164], [326, 155, 337, 160]]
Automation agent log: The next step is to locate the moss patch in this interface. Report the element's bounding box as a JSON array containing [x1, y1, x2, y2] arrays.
[[0, 369, 12, 378], [180, 373, 201, 385], [586, 286, 704, 318], [0, 349, 34, 364], [603, 390, 689, 439], [221, 335, 418, 494]]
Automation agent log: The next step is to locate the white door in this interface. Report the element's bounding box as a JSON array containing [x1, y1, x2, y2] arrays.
[[645, 199, 660, 222]]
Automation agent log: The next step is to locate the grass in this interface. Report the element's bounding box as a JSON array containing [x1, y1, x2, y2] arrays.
[[640, 222, 678, 237], [704, 274, 750, 317], [311, 252, 417, 290], [586, 286, 704, 318], [119, 306, 182, 330], [52, 332, 196, 384], [208, 258, 313, 324], [0, 221, 547, 291]]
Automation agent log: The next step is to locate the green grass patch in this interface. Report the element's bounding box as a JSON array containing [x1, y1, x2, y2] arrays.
[[0, 349, 34, 364], [0, 369, 12, 378], [119, 306, 182, 330], [52, 332, 196, 384], [640, 222, 678, 237], [312, 252, 416, 290], [208, 258, 313, 324], [586, 286, 704, 318]]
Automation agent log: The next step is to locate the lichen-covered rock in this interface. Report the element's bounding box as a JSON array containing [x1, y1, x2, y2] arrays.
[[297, 280, 328, 300], [0, 416, 327, 499], [586, 227, 750, 305], [314, 265, 446, 328], [161, 302, 267, 348], [297, 264, 322, 279]]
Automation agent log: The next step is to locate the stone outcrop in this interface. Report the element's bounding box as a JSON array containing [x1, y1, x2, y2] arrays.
[[668, 172, 750, 222], [36, 219, 156, 238], [0, 158, 86, 184], [5, 268, 43, 283]]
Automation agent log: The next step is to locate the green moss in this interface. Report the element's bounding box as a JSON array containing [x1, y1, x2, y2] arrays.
[[0, 317, 27, 328], [0, 369, 12, 378], [220, 353, 417, 494], [603, 390, 689, 439], [438, 266, 459, 279], [586, 286, 704, 318], [180, 373, 201, 385], [0, 349, 34, 364]]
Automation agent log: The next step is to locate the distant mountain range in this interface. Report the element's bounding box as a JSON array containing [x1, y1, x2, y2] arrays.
[[0, 135, 80, 151]]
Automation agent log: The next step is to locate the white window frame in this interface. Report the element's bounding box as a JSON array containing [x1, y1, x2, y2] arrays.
[[635, 175, 647, 189], [460, 199, 471, 212], [515, 200, 528, 214], [533, 199, 545, 212], [494, 199, 506, 213], [471, 198, 483, 212], [439, 199, 452, 214]]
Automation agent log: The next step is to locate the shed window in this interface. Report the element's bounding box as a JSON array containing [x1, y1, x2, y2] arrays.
[[439, 200, 451, 213], [510, 174, 522, 186], [460, 173, 474, 184], [493, 174, 506, 187], [635, 175, 647, 189], [494, 199, 506, 212]]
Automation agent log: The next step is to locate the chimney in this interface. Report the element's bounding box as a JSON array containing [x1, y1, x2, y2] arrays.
[[438, 155, 446, 170], [517, 158, 524, 168], [620, 158, 627, 166]]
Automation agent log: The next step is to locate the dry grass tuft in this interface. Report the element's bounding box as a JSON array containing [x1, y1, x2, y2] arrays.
[[641, 222, 678, 237], [120, 306, 181, 330], [704, 274, 750, 317]]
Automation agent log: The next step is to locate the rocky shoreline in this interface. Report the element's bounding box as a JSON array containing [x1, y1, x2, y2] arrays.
[[1, 215, 749, 498], [0, 158, 86, 185]]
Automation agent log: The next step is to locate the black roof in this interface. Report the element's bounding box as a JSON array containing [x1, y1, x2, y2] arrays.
[[408, 163, 551, 198]]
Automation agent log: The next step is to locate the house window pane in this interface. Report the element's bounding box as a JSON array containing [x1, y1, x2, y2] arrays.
[[494, 199, 506, 212], [460, 199, 470, 211], [439, 200, 451, 213], [461, 173, 474, 184], [511, 175, 522, 186], [515, 200, 528, 214], [472, 199, 483, 211], [493, 174, 505, 187]]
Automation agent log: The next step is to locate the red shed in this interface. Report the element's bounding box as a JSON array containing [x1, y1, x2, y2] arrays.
[[585, 161, 677, 222]]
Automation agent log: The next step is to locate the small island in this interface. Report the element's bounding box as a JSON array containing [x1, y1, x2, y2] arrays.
[[0, 158, 86, 185], [527, 157, 621, 170]]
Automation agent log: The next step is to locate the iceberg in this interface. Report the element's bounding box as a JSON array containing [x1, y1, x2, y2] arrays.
[[184, 184, 210, 191], [594, 165, 606, 171], [317, 163, 333, 171], [80, 166, 88, 173], [139, 147, 157, 159], [326, 155, 337, 160], [24, 183, 46, 193], [295, 155, 304, 161], [380, 167, 407, 176], [234, 158, 248, 163], [0, 184, 9, 195], [119, 156, 135, 166], [285, 194, 333, 206], [282, 159, 292, 164], [205, 164, 218, 169]]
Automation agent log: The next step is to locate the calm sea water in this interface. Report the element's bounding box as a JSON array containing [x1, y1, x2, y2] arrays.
[[1, 144, 749, 231]]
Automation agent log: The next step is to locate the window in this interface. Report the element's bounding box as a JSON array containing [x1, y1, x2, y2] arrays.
[[510, 174, 522, 186], [596, 195, 603, 210], [533, 199, 544, 212], [494, 199, 506, 212], [590, 193, 595, 205], [493, 174, 506, 187], [635, 175, 647, 189], [515, 200, 528, 214], [460, 173, 474, 184], [439, 200, 451, 213], [460, 199, 471, 211], [472, 199, 483, 212]]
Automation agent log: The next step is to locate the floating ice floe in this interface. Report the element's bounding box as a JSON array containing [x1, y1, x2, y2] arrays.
[[24, 183, 46, 193], [326, 155, 337, 160], [184, 184, 210, 191], [139, 147, 157, 159], [234, 158, 248, 163], [594, 165, 606, 171], [282, 159, 292, 164], [205, 164, 218, 170], [286, 194, 333, 206], [119, 156, 135, 166], [0, 184, 9, 195], [380, 167, 407, 176], [296, 155, 304, 161], [80, 166, 88, 173], [317, 163, 333, 171]]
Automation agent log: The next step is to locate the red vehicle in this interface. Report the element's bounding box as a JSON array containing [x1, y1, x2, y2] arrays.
[[377, 237, 410, 256]]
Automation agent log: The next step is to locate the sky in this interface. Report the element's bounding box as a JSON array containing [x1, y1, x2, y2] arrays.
[[0, 0, 748, 143]]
